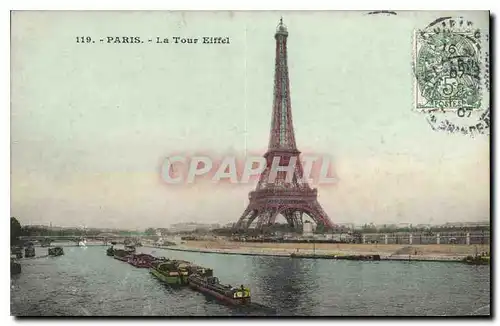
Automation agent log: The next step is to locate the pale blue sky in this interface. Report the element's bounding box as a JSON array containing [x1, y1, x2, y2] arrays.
[[11, 11, 489, 228]]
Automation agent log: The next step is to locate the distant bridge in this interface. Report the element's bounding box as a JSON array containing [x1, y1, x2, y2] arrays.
[[18, 235, 143, 244]]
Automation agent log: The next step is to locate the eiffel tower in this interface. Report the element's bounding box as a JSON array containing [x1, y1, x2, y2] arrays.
[[233, 19, 334, 233]]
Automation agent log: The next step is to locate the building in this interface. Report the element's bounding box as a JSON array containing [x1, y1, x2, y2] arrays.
[[332, 223, 355, 233], [168, 222, 220, 233], [303, 221, 314, 237], [334, 223, 355, 230], [440, 221, 490, 228], [414, 224, 432, 229]]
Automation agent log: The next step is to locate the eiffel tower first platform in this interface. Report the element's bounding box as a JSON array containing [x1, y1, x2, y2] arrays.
[[233, 19, 334, 233]]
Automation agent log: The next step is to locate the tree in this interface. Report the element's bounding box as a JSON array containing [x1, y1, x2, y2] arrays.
[[315, 223, 325, 234], [144, 228, 156, 236], [157, 228, 169, 236], [11, 217, 22, 245]]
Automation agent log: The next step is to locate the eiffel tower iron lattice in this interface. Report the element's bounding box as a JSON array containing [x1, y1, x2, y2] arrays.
[[233, 19, 334, 233]]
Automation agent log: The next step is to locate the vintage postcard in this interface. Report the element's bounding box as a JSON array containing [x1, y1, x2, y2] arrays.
[[10, 11, 490, 317]]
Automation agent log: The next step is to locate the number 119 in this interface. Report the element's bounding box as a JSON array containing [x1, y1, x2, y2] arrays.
[[76, 36, 92, 43]]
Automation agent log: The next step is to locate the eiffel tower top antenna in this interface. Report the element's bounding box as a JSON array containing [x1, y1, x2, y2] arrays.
[[276, 16, 288, 35]]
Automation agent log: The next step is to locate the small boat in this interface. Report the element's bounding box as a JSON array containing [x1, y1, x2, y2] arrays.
[[11, 246, 23, 259], [463, 255, 490, 265], [24, 245, 36, 258], [150, 260, 189, 285], [106, 246, 115, 256], [78, 239, 87, 247], [48, 247, 64, 256], [128, 253, 157, 268], [11, 259, 21, 275], [187, 274, 251, 306]]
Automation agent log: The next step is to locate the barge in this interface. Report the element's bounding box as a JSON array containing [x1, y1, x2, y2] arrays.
[[150, 260, 189, 285], [290, 253, 381, 261], [48, 247, 64, 256], [114, 249, 134, 262], [113, 245, 136, 261], [463, 255, 490, 265], [11, 246, 23, 259], [186, 264, 214, 277], [187, 274, 251, 306], [128, 253, 159, 268], [24, 246, 36, 258], [11, 259, 21, 275]]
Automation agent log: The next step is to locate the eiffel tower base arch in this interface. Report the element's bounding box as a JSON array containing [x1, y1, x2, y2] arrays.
[[233, 193, 333, 233]]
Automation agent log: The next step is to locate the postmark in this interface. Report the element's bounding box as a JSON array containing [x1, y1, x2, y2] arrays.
[[426, 107, 490, 137], [413, 16, 490, 137]]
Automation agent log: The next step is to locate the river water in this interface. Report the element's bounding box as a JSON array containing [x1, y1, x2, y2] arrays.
[[10, 245, 490, 316]]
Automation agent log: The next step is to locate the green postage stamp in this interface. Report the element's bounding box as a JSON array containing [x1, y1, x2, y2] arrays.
[[413, 16, 488, 113]]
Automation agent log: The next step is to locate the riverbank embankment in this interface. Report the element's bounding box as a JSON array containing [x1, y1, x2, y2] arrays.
[[144, 240, 490, 263]]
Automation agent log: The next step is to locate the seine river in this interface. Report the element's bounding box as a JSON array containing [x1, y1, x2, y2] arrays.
[[11, 245, 490, 316]]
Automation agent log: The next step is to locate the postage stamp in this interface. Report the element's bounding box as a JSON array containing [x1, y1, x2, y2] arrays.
[[413, 16, 490, 137], [413, 16, 487, 113]]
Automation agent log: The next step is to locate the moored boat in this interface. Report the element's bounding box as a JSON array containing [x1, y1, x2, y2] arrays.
[[11, 259, 21, 275], [128, 253, 157, 268], [11, 246, 23, 259], [114, 249, 133, 262], [24, 245, 36, 258], [48, 247, 64, 256], [150, 260, 189, 285], [187, 274, 251, 306], [463, 255, 490, 265], [106, 246, 115, 256]]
